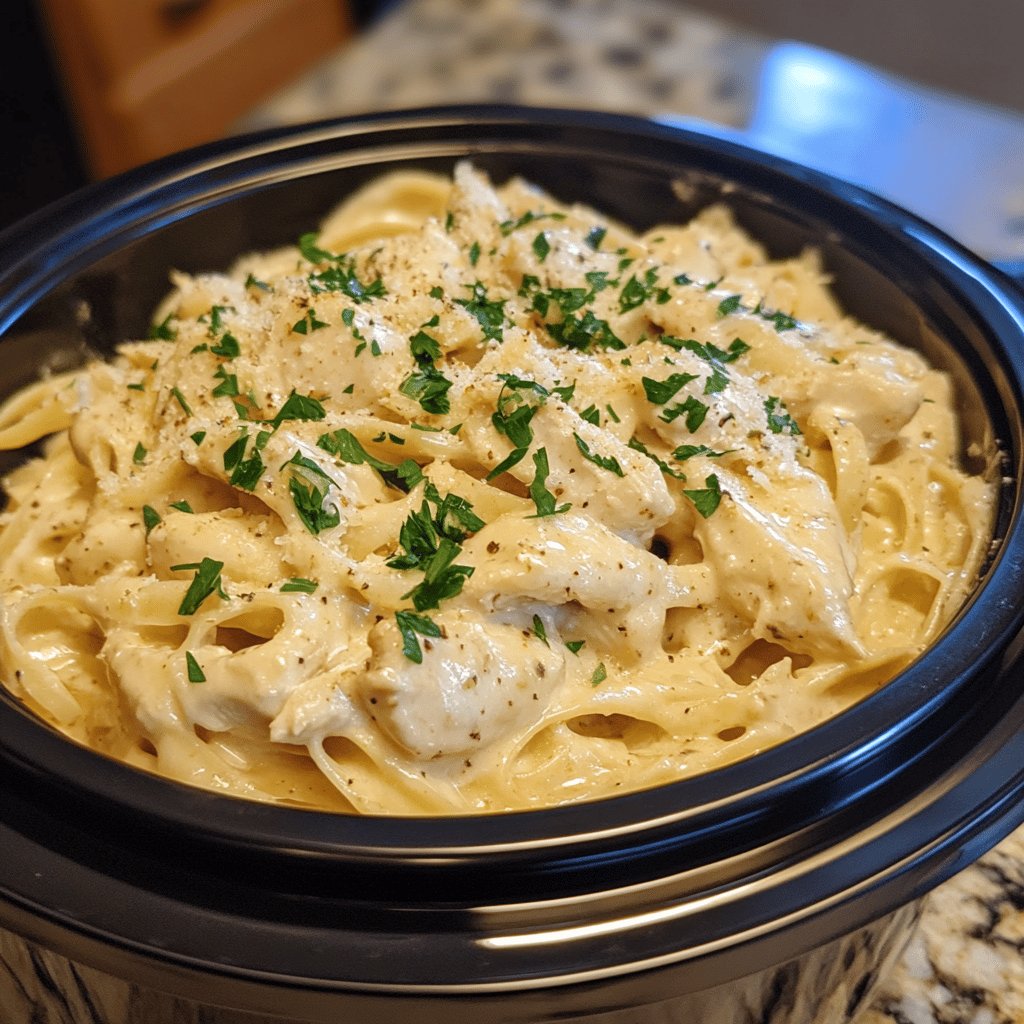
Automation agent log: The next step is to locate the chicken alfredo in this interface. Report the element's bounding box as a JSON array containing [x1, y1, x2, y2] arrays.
[[0, 165, 994, 813]]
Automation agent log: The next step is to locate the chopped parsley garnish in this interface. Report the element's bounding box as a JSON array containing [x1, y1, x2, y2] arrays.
[[298, 232, 336, 264], [628, 436, 687, 480], [271, 390, 327, 429], [204, 305, 228, 337], [396, 609, 443, 664], [580, 404, 600, 425], [716, 294, 743, 317], [661, 395, 709, 432], [487, 373, 549, 478], [291, 309, 329, 335], [455, 281, 508, 342], [169, 500, 194, 513], [468, 240, 481, 266], [281, 577, 318, 593], [703, 365, 729, 395], [532, 232, 551, 262], [673, 443, 733, 462], [591, 663, 608, 686], [573, 433, 624, 476], [127, 382, 145, 392], [547, 308, 624, 352], [660, 336, 749, 364], [387, 484, 481, 613], [532, 614, 549, 646], [641, 372, 698, 405], [222, 430, 268, 491], [132, 442, 147, 464], [618, 268, 669, 312], [683, 473, 723, 518], [170, 386, 192, 415], [400, 326, 452, 415], [173, 557, 226, 616], [142, 505, 161, 535], [288, 471, 340, 535], [308, 260, 386, 303], [317, 428, 423, 492], [764, 396, 802, 435], [565, 639, 586, 655], [528, 447, 570, 517], [212, 365, 240, 398], [245, 273, 270, 292], [753, 303, 798, 331], [499, 210, 566, 236], [185, 651, 206, 683], [585, 225, 607, 250], [210, 333, 240, 358], [148, 314, 177, 341]]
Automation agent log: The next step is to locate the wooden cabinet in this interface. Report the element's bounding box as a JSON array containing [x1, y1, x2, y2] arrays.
[[37, 0, 353, 178]]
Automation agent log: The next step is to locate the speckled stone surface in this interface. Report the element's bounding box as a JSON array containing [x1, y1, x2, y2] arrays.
[[238, 0, 769, 133], [2, 0, 1023, 1019]]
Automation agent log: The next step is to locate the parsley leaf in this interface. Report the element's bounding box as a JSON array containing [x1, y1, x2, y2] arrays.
[[292, 309, 329, 335], [212, 365, 239, 398], [173, 557, 226, 616], [716, 294, 743, 317], [532, 232, 551, 262], [142, 505, 161, 535], [532, 614, 549, 646], [591, 663, 608, 686], [547, 308, 624, 352], [185, 651, 206, 683], [528, 447, 571, 517], [499, 210, 566, 235], [281, 577, 318, 594], [316, 428, 422, 492], [628, 436, 687, 480], [132, 442, 147, 464], [288, 475, 340, 535], [619, 268, 669, 312], [641, 372, 698, 405], [573, 433, 624, 476], [222, 431, 267, 491], [271, 390, 327, 429], [396, 609, 443, 664], [673, 443, 733, 461], [683, 473, 723, 518], [764, 396, 802, 435], [661, 396, 709, 432], [148, 314, 177, 341], [308, 260, 386, 303], [455, 281, 508, 342], [298, 232, 337, 264], [210, 333, 240, 358]]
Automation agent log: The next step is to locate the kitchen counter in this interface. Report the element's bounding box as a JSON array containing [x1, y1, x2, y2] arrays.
[[3, 0, 1023, 1019]]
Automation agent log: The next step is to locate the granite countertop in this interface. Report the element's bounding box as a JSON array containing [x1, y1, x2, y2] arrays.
[[3, 1, 1023, 1020]]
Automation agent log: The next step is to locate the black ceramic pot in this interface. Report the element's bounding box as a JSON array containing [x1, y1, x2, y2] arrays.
[[1, 107, 1023, 1024]]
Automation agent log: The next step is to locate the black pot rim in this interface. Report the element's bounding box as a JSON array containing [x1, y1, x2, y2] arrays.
[[1, 105, 1024, 1008]]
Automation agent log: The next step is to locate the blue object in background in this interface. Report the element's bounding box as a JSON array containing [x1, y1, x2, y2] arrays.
[[744, 42, 1024, 265]]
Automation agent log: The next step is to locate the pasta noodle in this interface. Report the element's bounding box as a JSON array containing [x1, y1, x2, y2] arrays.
[[0, 165, 995, 815]]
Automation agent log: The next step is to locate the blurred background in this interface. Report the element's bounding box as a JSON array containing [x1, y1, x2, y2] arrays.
[[2, 0, 1022, 262]]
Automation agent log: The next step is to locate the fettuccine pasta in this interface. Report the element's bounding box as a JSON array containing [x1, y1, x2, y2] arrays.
[[0, 165, 994, 814]]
